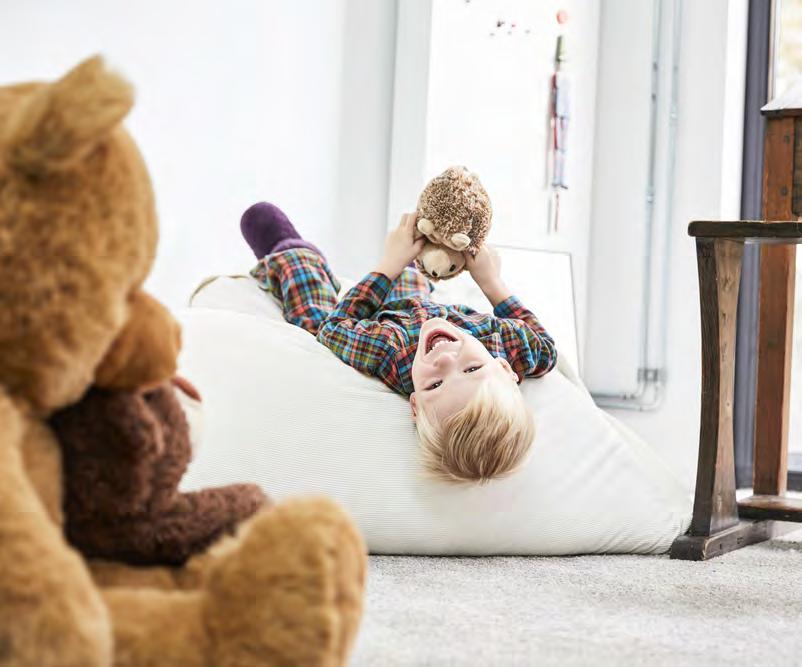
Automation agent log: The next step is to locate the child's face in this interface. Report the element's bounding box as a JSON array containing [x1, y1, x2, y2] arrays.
[[410, 318, 518, 422]]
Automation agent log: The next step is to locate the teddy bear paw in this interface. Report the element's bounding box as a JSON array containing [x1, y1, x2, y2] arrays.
[[204, 497, 367, 667]]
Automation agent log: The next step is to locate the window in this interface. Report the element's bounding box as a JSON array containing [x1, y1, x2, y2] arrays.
[[782, 0, 802, 481], [736, 0, 802, 489]]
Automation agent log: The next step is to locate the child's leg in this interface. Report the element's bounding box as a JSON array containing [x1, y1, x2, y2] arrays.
[[383, 265, 432, 305], [252, 249, 341, 335], [242, 203, 339, 335]]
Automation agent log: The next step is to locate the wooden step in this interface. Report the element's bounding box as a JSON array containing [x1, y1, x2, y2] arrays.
[[689, 220, 802, 241], [738, 494, 802, 522]]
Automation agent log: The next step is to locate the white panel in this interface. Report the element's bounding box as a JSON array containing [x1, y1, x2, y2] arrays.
[[389, 0, 601, 368], [583, 0, 655, 394], [430, 248, 579, 372], [387, 0, 434, 226], [607, 0, 747, 489]]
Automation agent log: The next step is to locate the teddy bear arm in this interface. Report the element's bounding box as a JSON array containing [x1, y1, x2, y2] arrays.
[[80, 483, 268, 567], [150, 484, 269, 565], [0, 395, 113, 666], [20, 419, 65, 526]]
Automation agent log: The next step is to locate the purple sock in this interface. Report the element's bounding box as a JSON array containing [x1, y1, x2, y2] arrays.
[[240, 202, 324, 259]]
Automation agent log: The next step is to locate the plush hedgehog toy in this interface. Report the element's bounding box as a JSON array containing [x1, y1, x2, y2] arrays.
[[415, 166, 492, 280]]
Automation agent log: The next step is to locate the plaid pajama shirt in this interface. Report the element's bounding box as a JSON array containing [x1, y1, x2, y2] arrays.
[[251, 248, 557, 396]]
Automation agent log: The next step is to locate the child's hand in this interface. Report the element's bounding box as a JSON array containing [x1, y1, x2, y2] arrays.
[[375, 213, 425, 280], [466, 245, 502, 286], [466, 245, 512, 306]]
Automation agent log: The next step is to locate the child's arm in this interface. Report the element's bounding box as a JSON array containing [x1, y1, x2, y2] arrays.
[[316, 273, 399, 375], [466, 246, 558, 379], [316, 214, 425, 376], [494, 297, 557, 378]]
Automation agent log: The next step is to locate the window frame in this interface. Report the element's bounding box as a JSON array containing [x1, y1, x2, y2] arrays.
[[733, 0, 802, 490]]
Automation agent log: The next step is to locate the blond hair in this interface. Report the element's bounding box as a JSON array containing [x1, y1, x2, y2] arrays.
[[415, 377, 535, 484]]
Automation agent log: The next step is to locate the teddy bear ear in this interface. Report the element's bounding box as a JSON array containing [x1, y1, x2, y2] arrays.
[[450, 233, 471, 251], [4, 55, 134, 176]]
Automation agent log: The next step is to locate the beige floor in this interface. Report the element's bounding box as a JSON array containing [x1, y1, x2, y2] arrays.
[[352, 527, 802, 666]]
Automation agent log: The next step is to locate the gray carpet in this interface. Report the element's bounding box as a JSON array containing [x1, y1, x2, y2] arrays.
[[351, 528, 802, 666]]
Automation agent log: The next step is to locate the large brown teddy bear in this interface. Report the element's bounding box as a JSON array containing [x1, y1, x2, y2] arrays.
[[0, 55, 366, 667]]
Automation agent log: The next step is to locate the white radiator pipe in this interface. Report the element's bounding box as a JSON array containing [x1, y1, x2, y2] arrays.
[[592, 0, 682, 412]]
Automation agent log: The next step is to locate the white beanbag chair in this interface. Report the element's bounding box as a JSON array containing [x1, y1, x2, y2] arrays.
[[179, 276, 692, 555]]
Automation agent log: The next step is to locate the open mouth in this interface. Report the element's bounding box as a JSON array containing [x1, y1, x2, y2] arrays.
[[425, 329, 457, 354]]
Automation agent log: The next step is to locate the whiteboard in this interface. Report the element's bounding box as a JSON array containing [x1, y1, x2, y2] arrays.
[[430, 246, 579, 372]]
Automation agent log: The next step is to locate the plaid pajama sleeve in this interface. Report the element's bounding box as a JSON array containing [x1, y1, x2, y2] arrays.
[[493, 296, 558, 380], [316, 272, 400, 376], [382, 266, 431, 304]]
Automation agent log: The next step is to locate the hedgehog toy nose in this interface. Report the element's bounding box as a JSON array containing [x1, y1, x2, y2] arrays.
[[431, 270, 438, 277]]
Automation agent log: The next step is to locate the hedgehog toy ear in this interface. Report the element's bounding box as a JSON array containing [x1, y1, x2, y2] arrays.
[[4, 55, 133, 176], [449, 233, 471, 251], [417, 218, 435, 235]]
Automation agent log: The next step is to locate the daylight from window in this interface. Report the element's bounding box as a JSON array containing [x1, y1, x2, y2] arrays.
[[782, 0, 802, 458]]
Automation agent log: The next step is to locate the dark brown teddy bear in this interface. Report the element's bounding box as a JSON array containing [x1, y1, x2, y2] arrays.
[[51, 379, 268, 566]]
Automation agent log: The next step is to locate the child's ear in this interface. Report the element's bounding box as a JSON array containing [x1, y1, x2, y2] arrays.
[[409, 392, 418, 421], [495, 357, 518, 382]]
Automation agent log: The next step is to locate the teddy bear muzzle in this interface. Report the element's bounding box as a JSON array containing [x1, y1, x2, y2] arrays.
[[95, 290, 182, 391]]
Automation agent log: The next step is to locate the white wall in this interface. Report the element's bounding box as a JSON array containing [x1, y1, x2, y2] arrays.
[[0, 0, 397, 310], [585, 0, 748, 489], [1, 0, 750, 490]]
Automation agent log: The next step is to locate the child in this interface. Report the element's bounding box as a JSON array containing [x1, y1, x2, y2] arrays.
[[241, 202, 557, 483]]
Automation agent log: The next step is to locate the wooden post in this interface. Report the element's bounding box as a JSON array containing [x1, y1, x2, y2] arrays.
[[689, 239, 743, 536], [671, 220, 802, 560], [754, 93, 801, 495], [671, 238, 765, 560]]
